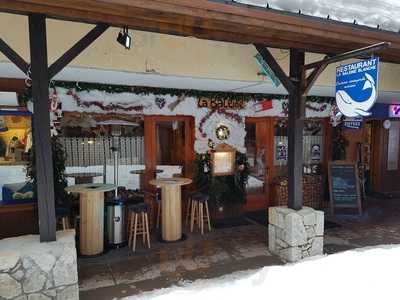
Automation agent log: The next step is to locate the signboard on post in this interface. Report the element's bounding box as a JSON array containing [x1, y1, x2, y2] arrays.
[[328, 162, 362, 215], [336, 58, 379, 118]]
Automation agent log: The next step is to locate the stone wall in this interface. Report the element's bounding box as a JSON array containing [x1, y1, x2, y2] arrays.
[[268, 206, 324, 262], [0, 230, 78, 300]]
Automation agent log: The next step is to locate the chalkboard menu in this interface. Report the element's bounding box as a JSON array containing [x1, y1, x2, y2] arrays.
[[328, 163, 362, 215]]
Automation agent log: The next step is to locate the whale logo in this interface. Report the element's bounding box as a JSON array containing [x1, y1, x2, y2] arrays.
[[336, 73, 377, 118]]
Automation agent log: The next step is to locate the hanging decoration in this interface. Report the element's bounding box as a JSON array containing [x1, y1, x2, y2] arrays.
[[66, 89, 145, 112], [198, 108, 242, 137], [154, 97, 166, 109], [215, 124, 230, 141]]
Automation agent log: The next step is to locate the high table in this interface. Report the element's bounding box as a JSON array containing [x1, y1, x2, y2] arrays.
[[65, 172, 103, 184], [149, 177, 192, 242], [65, 183, 116, 256], [130, 169, 163, 190]]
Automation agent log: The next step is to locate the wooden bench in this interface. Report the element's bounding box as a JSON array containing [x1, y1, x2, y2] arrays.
[[0, 203, 38, 239]]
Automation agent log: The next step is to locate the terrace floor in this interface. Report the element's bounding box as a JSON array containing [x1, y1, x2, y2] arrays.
[[79, 196, 400, 300]]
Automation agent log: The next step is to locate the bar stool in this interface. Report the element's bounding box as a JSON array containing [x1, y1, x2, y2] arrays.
[[56, 207, 70, 230], [185, 191, 197, 226], [190, 193, 211, 234], [128, 203, 151, 252]]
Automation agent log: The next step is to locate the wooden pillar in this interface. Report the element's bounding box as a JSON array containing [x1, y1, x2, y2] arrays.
[[287, 49, 305, 210], [29, 14, 56, 242]]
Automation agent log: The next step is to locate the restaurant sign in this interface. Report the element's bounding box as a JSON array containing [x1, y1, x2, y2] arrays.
[[198, 98, 246, 110], [336, 57, 379, 118]]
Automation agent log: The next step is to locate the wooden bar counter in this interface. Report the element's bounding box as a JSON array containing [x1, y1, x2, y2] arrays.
[[149, 177, 192, 242], [65, 183, 116, 256]]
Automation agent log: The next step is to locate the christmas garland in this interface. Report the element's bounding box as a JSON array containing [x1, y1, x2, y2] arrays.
[[20, 80, 335, 104], [193, 152, 250, 206], [66, 89, 145, 112], [198, 108, 243, 137]]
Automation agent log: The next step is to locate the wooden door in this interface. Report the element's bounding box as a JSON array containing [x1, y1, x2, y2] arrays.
[[371, 120, 400, 194], [143, 115, 195, 190], [243, 117, 274, 211]]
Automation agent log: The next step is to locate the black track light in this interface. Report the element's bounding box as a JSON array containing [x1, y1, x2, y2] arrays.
[[117, 26, 131, 49]]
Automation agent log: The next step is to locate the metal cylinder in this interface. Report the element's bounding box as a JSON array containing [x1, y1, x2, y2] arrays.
[[105, 199, 126, 247]]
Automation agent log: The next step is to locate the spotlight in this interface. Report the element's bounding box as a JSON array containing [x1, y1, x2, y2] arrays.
[[117, 26, 131, 49]]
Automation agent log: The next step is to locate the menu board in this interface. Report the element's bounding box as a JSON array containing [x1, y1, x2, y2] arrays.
[[328, 163, 362, 215]]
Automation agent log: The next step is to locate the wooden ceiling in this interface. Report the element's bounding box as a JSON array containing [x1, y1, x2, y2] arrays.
[[1, 0, 400, 63]]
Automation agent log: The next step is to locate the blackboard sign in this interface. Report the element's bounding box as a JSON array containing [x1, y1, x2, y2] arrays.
[[328, 163, 362, 215]]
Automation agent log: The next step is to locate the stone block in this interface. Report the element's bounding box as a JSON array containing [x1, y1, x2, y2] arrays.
[[28, 293, 51, 300], [22, 262, 47, 293], [56, 285, 79, 300], [310, 236, 324, 256], [280, 246, 302, 263], [30, 253, 56, 273], [284, 212, 306, 246], [268, 225, 276, 253], [267, 206, 324, 263], [53, 252, 78, 287], [0, 253, 20, 272], [0, 273, 22, 299], [315, 211, 325, 236]]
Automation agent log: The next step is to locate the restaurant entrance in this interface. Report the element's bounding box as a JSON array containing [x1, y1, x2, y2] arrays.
[[368, 120, 400, 196]]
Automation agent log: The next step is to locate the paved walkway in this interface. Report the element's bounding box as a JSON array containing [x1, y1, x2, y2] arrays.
[[79, 197, 400, 300], [79, 223, 281, 300]]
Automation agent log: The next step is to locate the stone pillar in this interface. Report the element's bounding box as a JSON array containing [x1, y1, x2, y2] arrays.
[[268, 206, 324, 262], [0, 230, 78, 300]]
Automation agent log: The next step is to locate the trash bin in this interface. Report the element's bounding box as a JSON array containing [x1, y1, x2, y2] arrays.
[[105, 198, 126, 248]]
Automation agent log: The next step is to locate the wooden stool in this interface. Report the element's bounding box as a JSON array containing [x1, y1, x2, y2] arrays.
[[185, 191, 197, 226], [56, 207, 70, 230], [190, 193, 211, 234], [128, 203, 151, 252]]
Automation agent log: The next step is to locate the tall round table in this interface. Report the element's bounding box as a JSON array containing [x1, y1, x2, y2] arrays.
[[65, 183, 116, 256], [65, 172, 103, 184], [149, 177, 192, 242]]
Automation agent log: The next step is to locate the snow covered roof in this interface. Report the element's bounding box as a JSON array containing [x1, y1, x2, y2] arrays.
[[236, 0, 400, 32]]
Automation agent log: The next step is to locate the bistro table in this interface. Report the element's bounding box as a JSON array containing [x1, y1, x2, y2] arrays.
[[65, 183, 116, 256], [130, 169, 163, 190], [65, 172, 103, 184], [149, 177, 192, 242]]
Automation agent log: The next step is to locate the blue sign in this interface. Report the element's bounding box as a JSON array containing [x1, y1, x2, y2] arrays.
[[255, 53, 281, 87], [336, 58, 379, 118]]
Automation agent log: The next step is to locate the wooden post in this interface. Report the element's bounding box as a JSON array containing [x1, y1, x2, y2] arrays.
[[29, 14, 56, 242], [287, 49, 305, 210]]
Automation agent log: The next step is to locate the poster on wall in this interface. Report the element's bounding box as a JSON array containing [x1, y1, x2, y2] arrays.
[[336, 57, 379, 118], [311, 144, 321, 161], [276, 142, 287, 160]]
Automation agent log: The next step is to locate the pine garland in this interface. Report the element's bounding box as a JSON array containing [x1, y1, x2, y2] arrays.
[[20, 80, 335, 104]]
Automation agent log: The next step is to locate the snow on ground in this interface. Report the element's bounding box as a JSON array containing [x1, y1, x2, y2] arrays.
[[237, 0, 400, 32], [125, 245, 400, 300]]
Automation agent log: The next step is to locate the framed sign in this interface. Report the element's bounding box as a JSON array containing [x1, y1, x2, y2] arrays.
[[328, 162, 362, 215], [336, 57, 379, 118], [211, 144, 236, 176]]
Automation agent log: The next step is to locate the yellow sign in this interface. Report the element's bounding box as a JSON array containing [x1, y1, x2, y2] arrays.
[[198, 98, 246, 110]]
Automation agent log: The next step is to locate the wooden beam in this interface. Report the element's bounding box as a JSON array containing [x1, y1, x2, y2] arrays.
[[304, 42, 391, 70], [0, 38, 29, 74], [28, 13, 56, 242], [0, 78, 26, 93], [254, 44, 295, 94], [2, 1, 400, 62], [48, 23, 109, 78], [287, 49, 305, 210], [302, 63, 328, 95]]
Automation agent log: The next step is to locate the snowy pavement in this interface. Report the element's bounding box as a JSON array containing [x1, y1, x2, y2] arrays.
[[125, 244, 400, 300]]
